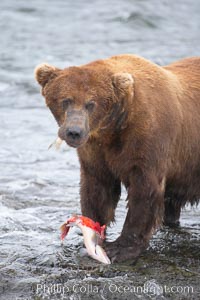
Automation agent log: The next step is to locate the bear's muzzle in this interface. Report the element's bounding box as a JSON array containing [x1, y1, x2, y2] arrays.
[[58, 109, 89, 148]]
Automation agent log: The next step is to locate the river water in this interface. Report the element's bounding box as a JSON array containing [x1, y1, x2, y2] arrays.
[[0, 0, 199, 299]]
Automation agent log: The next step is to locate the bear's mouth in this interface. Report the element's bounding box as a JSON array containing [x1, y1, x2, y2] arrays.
[[64, 134, 89, 148]]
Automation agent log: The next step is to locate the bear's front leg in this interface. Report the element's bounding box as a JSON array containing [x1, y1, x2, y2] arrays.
[[105, 167, 165, 263], [80, 165, 121, 226]]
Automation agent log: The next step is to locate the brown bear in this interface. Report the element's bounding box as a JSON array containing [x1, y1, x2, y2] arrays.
[[35, 54, 200, 262]]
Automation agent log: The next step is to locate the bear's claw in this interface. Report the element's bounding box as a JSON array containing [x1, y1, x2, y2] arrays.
[[104, 239, 144, 263]]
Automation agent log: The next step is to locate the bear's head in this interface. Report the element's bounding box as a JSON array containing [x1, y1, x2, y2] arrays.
[[35, 62, 134, 148]]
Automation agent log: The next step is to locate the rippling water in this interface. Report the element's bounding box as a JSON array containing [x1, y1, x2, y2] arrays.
[[0, 0, 199, 299]]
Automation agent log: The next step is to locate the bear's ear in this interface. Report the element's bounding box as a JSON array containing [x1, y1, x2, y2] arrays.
[[112, 72, 134, 99], [34, 63, 60, 87]]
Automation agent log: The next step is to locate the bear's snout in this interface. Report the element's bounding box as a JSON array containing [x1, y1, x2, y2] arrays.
[[58, 109, 89, 148]]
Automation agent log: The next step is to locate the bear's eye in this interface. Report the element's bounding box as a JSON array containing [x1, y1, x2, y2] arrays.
[[62, 98, 73, 110], [85, 101, 95, 112]]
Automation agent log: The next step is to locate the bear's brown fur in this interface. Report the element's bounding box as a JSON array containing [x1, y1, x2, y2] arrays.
[[35, 54, 200, 262]]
